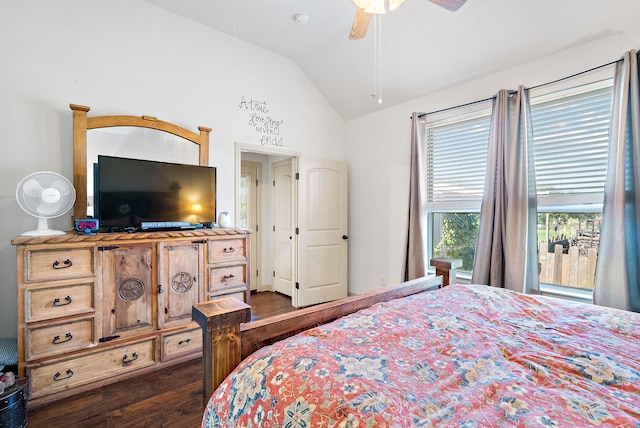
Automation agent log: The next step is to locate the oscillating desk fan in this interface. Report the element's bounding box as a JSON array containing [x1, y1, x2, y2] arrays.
[[16, 171, 76, 236]]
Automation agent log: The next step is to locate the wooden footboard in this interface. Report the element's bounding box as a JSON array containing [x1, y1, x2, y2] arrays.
[[193, 267, 453, 404]]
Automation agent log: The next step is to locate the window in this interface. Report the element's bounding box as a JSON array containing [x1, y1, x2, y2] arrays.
[[239, 174, 249, 229], [530, 80, 612, 291], [426, 76, 614, 292], [426, 106, 491, 272]]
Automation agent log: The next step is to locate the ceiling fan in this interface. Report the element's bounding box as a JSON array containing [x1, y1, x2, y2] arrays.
[[349, 0, 467, 40]]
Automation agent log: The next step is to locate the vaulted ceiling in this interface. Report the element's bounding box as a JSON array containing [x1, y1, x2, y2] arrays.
[[144, 0, 640, 120]]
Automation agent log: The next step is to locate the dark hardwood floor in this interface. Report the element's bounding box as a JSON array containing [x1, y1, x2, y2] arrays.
[[27, 291, 293, 428], [250, 290, 295, 321]]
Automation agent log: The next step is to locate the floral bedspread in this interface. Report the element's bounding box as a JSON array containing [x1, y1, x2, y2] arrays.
[[203, 284, 640, 427]]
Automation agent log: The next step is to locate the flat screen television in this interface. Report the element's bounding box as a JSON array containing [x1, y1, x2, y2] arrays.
[[95, 155, 216, 229]]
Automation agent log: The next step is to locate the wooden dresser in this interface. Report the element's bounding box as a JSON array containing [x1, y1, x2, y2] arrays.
[[11, 228, 250, 407]]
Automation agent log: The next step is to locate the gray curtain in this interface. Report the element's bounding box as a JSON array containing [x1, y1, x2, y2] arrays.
[[593, 50, 640, 312], [471, 86, 540, 294], [404, 112, 428, 281]]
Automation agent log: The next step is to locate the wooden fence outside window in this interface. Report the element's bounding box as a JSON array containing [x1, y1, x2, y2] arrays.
[[538, 243, 598, 289]]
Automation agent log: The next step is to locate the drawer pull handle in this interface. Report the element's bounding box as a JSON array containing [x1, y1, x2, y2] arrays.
[[178, 338, 192, 346], [53, 296, 72, 306], [122, 352, 139, 364], [52, 332, 73, 344], [53, 369, 74, 381], [52, 259, 73, 269], [223, 247, 235, 254], [222, 274, 236, 282]]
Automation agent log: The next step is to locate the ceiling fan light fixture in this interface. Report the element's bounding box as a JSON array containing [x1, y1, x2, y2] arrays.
[[353, 0, 388, 15], [349, 0, 465, 41], [365, 0, 387, 14]]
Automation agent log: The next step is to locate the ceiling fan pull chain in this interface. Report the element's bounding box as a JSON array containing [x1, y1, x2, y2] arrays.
[[372, 13, 383, 105]]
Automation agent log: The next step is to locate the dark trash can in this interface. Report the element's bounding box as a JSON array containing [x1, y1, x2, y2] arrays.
[[0, 377, 27, 428]]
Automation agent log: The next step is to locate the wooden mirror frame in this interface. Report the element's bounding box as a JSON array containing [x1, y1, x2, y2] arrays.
[[70, 103, 212, 221]]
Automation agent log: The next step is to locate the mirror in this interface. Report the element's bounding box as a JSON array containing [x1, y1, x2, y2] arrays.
[[71, 104, 211, 221], [86, 127, 200, 216]]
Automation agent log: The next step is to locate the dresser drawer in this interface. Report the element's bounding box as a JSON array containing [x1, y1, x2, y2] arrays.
[[27, 318, 95, 361], [207, 289, 247, 303], [29, 338, 156, 398], [208, 239, 246, 263], [209, 265, 246, 291], [26, 247, 95, 282], [161, 327, 202, 361], [26, 283, 94, 322]]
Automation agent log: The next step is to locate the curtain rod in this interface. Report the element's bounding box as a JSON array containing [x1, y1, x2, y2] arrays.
[[417, 96, 494, 118], [416, 57, 621, 119]]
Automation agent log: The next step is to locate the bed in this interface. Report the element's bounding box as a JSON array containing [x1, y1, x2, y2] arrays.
[[195, 273, 640, 427]]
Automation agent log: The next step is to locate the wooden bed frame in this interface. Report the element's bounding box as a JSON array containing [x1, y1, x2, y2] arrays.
[[192, 259, 458, 404]]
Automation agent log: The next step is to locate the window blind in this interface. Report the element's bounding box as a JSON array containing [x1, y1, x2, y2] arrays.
[[531, 84, 613, 198], [425, 80, 613, 206], [426, 113, 491, 204]]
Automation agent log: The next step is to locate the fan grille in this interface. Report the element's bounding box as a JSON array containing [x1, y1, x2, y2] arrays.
[[16, 171, 76, 219]]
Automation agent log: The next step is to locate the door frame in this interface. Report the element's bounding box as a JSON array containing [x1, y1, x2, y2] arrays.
[[240, 160, 261, 292], [235, 143, 300, 293]]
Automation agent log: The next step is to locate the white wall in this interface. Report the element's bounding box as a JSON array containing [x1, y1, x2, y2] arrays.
[[0, 0, 345, 338], [345, 34, 640, 295]]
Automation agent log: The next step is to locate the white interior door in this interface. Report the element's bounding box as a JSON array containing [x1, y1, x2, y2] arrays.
[[240, 161, 260, 291], [295, 157, 348, 307], [272, 159, 295, 296]]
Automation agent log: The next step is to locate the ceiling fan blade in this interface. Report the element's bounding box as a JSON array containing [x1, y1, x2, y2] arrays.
[[349, 8, 371, 40], [427, 0, 467, 12]]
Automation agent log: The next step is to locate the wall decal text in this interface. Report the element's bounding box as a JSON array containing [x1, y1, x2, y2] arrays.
[[239, 96, 285, 147]]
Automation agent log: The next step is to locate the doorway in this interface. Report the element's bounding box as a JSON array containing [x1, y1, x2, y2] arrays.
[[237, 143, 298, 302], [236, 143, 349, 308]]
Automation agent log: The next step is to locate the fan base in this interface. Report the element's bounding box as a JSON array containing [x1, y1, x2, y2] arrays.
[[21, 216, 68, 237], [20, 229, 67, 237]]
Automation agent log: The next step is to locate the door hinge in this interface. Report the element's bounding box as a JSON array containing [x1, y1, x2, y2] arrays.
[[295, 282, 299, 290], [256, 224, 259, 232], [273, 225, 276, 232], [295, 172, 299, 180], [273, 270, 276, 277], [256, 179, 259, 187], [273, 180, 276, 187], [296, 227, 299, 235], [256, 269, 259, 277], [98, 245, 119, 251]]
